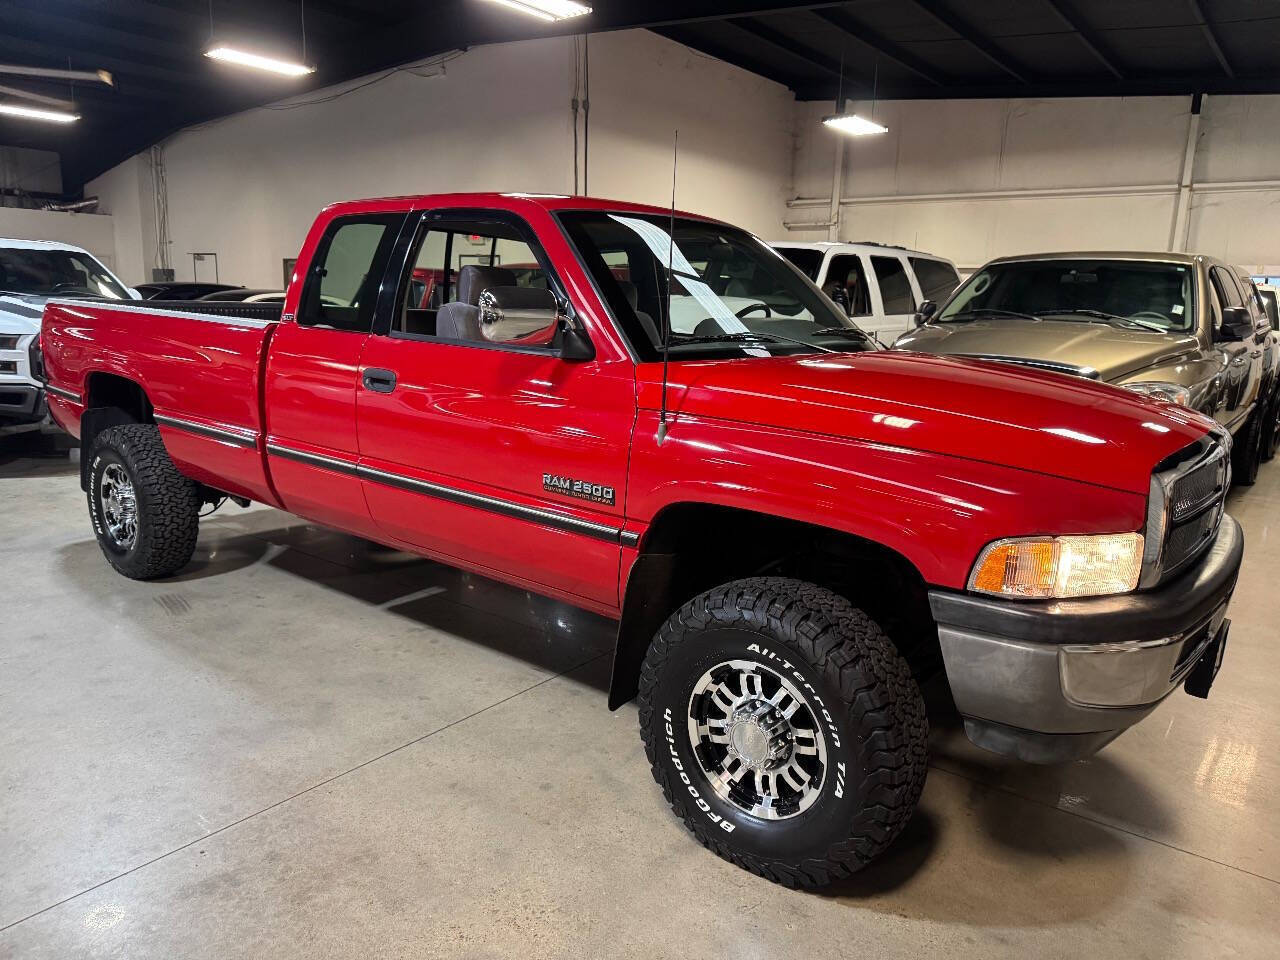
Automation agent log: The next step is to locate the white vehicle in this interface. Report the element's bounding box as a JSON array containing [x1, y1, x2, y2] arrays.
[[0, 238, 139, 433], [772, 241, 962, 343]]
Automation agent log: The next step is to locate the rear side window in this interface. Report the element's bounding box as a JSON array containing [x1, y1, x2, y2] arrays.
[[298, 214, 404, 332], [825, 254, 871, 316], [872, 256, 916, 313], [910, 257, 960, 304]]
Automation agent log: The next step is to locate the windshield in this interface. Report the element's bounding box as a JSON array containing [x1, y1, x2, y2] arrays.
[[0, 248, 129, 299], [559, 212, 870, 360], [774, 246, 824, 281], [937, 258, 1193, 332]]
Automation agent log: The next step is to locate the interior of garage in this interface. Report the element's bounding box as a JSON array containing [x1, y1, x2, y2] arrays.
[[2, 2, 1279, 957]]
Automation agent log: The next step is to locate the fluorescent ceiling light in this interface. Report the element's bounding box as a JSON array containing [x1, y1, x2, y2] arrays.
[[204, 46, 315, 77], [483, 0, 591, 22], [0, 102, 79, 123], [823, 114, 889, 136]]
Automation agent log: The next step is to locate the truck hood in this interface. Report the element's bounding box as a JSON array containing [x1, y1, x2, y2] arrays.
[[636, 351, 1212, 494], [0, 293, 48, 336], [893, 317, 1200, 382]]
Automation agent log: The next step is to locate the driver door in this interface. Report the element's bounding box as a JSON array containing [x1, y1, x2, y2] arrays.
[[355, 208, 635, 608]]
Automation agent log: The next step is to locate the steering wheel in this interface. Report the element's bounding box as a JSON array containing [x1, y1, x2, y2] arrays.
[[51, 283, 96, 295], [1129, 311, 1169, 323], [736, 302, 772, 319]]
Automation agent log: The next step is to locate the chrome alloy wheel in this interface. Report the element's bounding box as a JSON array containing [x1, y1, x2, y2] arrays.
[[99, 463, 138, 549], [687, 659, 827, 820]]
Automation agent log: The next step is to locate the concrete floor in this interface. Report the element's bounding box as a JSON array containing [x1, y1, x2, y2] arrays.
[[1, 441, 1278, 960]]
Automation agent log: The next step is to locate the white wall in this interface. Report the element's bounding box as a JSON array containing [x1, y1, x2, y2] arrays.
[[0, 206, 118, 269], [788, 94, 1280, 271], [89, 30, 795, 289]]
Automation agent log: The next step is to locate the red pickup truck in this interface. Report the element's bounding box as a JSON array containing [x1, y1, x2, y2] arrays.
[[41, 193, 1241, 888]]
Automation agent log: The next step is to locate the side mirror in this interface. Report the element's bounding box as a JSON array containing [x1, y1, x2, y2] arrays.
[[914, 300, 937, 327], [1217, 305, 1254, 342], [825, 283, 851, 316], [478, 286, 593, 360]]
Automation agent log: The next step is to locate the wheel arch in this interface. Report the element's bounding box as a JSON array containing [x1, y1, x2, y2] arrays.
[[608, 500, 940, 709], [79, 372, 154, 490]]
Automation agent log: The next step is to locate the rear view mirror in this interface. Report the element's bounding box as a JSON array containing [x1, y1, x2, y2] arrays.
[[1217, 306, 1254, 342], [914, 300, 937, 327], [825, 283, 851, 316]]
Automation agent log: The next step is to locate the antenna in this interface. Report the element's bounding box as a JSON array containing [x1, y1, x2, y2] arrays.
[[657, 130, 677, 445]]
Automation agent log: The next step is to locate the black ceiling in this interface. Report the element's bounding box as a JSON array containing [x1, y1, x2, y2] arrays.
[[2, 0, 1279, 195]]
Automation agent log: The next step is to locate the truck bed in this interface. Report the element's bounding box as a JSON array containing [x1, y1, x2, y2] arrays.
[[41, 297, 281, 506]]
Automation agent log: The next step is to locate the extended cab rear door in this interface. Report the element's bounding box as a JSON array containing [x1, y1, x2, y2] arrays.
[[264, 210, 407, 537], [354, 206, 636, 610]]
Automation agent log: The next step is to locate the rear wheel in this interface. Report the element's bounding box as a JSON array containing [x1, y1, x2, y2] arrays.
[[638, 577, 928, 888], [87, 424, 201, 579]]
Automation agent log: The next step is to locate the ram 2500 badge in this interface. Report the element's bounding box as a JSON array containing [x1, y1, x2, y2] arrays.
[[41, 194, 1242, 888]]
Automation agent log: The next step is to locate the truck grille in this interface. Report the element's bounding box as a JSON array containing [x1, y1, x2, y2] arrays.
[[1151, 435, 1229, 582]]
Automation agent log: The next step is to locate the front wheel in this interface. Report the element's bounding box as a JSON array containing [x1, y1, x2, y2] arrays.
[[1260, 391, 1280, 463], [88, 423, 201, 579], [637, 577, 928, 888], [1232, 406, 1265, 486]]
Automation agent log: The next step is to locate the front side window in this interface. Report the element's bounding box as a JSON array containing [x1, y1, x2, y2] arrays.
[[937, 259, 1194, 332], [826, 254, 871, 317], [299, 214, 403, 332], [0, 248, 128, 299], [872, 256, 916, 314], [389, 214, 560, 349], [559, 212, 872, 361], [910, 257, 960, 304]]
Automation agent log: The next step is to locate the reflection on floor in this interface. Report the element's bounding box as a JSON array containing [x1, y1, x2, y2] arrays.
[[1, 448, 1277, 959]]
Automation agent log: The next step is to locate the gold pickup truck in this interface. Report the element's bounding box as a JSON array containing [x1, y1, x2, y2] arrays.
[[895, 251, 1280, 484]]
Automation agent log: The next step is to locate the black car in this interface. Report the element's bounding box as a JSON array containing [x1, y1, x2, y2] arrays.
[[134, 282, 243, 300]]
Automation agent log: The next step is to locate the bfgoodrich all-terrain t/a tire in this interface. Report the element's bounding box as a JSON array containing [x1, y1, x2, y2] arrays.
[[87, 423, 201, 580], [638, 577, 928, 888]]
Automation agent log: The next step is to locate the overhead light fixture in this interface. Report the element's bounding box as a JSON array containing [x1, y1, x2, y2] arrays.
[[0, 102, 79, 124], [204, 46, 315, 77], [823, 114, 888, 136], [483, 0, 591, 22]]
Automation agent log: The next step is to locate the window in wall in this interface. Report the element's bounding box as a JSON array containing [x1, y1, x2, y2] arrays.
[[910, 257, 960, 304], [298, 214, 403, 332], [872, 256, 916, 314], [825, 254, 871, 316]]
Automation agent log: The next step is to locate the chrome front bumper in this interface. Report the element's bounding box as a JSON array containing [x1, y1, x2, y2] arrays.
[[930, 516, 1243, 763]]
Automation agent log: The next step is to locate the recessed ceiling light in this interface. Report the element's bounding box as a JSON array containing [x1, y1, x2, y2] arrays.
[[204, 46, 315, 77], [823, 114, 889, 136], [0, 102, 79, 123], [483, 0, 591, 22]]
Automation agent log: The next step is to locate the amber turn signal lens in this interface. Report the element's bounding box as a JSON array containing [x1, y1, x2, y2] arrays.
[[969, 533, 1144, 599]]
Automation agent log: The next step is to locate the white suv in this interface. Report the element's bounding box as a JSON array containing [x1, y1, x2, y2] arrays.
[[1, 238, 138, 432], [772, 241, 962, 343]]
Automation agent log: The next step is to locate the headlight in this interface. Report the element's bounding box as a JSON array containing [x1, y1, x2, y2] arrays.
[[969, 533, 1144, 599], [1124, 381, 1191, 406]]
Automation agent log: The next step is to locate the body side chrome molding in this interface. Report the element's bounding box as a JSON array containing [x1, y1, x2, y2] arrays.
[[45, 384, 82, 403], [155, 413, 258, 448], [267, 440, 632, 546]]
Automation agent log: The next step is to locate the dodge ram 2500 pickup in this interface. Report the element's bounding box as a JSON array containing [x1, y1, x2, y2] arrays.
[[41, 193, 1242, 888]]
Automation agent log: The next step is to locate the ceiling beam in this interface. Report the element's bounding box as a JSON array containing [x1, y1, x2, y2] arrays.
[[1187, 0, 1235, 78], [910, 0, 1027, 83], [722, 18, 844, 80], [1041, 0, 1125, 79], [809, 9, 942, 86]]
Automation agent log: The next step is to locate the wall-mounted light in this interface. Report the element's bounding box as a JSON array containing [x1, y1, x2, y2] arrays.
[[0, 102, 79, 123], [823, 113, 888, 136], [483, 0, 591, 22], [204, 46, 315, 77]]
